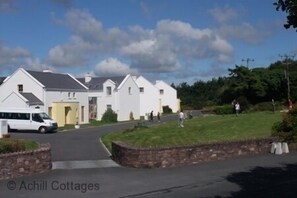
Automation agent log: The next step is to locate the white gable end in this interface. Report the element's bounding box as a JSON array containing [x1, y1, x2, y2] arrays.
[[136, 76, 160, 117], [155, 80, 178, 113]]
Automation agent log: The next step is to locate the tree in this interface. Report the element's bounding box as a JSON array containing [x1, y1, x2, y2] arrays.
[[274, 0, 297, 31]]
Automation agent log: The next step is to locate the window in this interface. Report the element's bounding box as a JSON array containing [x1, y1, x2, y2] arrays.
[[106, 86, 112, 96], [18, 84, 23, 92], [68, 92, 71, 98], [0, 113, 5, 119], [128, 87, 131, 94], [107, 105, 112, 110], [73, 92, 76, 98], [32, 114, 43, 122], [20, 113, 30, 120], [139, 87, 144, 93], [160, 89, 164, 95]]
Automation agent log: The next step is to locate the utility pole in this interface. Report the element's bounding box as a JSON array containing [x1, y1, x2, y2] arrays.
[[279, 54, 295, 101], [242, 58, 254, 68]]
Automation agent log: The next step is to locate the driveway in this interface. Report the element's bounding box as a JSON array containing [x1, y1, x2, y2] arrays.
[[11, 111, 202, 161], [11, 121, 137, 161]]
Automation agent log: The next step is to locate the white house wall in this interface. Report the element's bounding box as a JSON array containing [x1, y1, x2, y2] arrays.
[[97, 80, 117, 120], [0, 68, 44, 107], [116, 76, 140, 121], [155, 80, 178, 113], [1, 92, 29, 108], [135, 76, 160, 118]]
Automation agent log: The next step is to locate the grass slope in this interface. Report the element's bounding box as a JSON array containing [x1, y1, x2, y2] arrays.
[[102, 112, 282, 151]]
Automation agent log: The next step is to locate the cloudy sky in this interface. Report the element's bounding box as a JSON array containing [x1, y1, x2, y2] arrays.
[[0, 0, 296, 84]]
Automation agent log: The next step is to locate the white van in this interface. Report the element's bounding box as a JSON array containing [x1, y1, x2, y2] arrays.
[[0, 108, 58, 133]]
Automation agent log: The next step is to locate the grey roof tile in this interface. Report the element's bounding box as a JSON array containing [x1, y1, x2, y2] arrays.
[[20, 92, 44, 105], [78, 76, 126, 91], [27, 70, 87, 91]]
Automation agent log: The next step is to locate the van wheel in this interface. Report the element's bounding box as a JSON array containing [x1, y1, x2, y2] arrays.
[[39, 126, 47, 134]]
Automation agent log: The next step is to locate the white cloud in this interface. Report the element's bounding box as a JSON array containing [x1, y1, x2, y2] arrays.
[[156, 20, 212, 40], [208, 7, 271, 45], [0, 43, 31, 67], [47, 9, 234, 76], [211, 36, 232, 53], [0, 42, 53, 74], [56, 9, 103, 41], [122, 39, 156, 56], [0, 0, 17, 12], [95, 58, 138, 76], [218, 23, 270, 44], [209, 7, 238, 24]]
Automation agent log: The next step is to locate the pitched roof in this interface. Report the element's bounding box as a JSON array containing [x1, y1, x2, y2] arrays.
[[19, 92, 44, 106], [27, 70, 87, 91], [78, 76, 126, 91]]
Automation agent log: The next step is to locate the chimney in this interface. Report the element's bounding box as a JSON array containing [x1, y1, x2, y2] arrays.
[[85, 73, 92, 83]]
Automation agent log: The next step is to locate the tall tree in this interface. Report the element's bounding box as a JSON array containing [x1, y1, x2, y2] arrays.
[[274, 0, 297, 31]]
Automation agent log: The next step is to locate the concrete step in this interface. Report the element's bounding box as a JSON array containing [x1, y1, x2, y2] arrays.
[[52, 160, 120, 170]]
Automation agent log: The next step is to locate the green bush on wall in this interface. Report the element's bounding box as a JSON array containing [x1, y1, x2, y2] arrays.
[[102, 108, 118, 123], [272, 106, 297, 143], [0, 139, 26, 154]]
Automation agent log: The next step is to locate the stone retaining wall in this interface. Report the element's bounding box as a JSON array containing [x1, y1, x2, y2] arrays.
[[0, 144, 51, 180], [112, 138, 276, 168]]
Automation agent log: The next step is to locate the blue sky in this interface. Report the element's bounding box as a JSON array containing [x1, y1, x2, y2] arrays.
[[0, 0, 296, 84]]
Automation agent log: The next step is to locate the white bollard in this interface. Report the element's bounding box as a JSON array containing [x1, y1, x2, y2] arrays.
[[0, 120, 8, 138], [270, 142, 276, 154], [282, 142, 289, 154], [275, 142, 283, 155]]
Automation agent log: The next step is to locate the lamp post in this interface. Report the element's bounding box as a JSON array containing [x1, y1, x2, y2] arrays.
[[242, 58, 254, 68]]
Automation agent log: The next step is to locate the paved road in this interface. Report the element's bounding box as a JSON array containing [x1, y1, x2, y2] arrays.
[[1, 152, 297, 197]]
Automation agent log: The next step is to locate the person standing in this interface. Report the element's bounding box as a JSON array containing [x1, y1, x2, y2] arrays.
[[178, 110, 185, 127], [150, 111, 154, 122], [157, 112, 161, 122], [235, 102, 240, 116], [272, 99, 276, 113], [288, 99, 293, 111]]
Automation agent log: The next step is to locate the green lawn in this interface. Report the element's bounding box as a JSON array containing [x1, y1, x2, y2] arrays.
[[101, 111, 282, 151]]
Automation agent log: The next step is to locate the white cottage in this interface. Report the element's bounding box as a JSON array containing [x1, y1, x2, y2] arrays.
[[0, 68, 89, 127], [134, 76, 160, 119], [155, 80, 179, 113], [78, 74, 140, 121]]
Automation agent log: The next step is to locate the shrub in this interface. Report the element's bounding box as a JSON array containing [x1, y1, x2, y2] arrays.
[[272, 106, 297, 142], [214, 105, 234, 115], [163, 106, 172, 114], [101, 109, 117, 123], [251, 101, 281, 112], [0, 139, 26, 154]]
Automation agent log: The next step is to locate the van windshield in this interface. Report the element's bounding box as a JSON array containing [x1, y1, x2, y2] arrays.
[[39, 113, 51, 120]]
